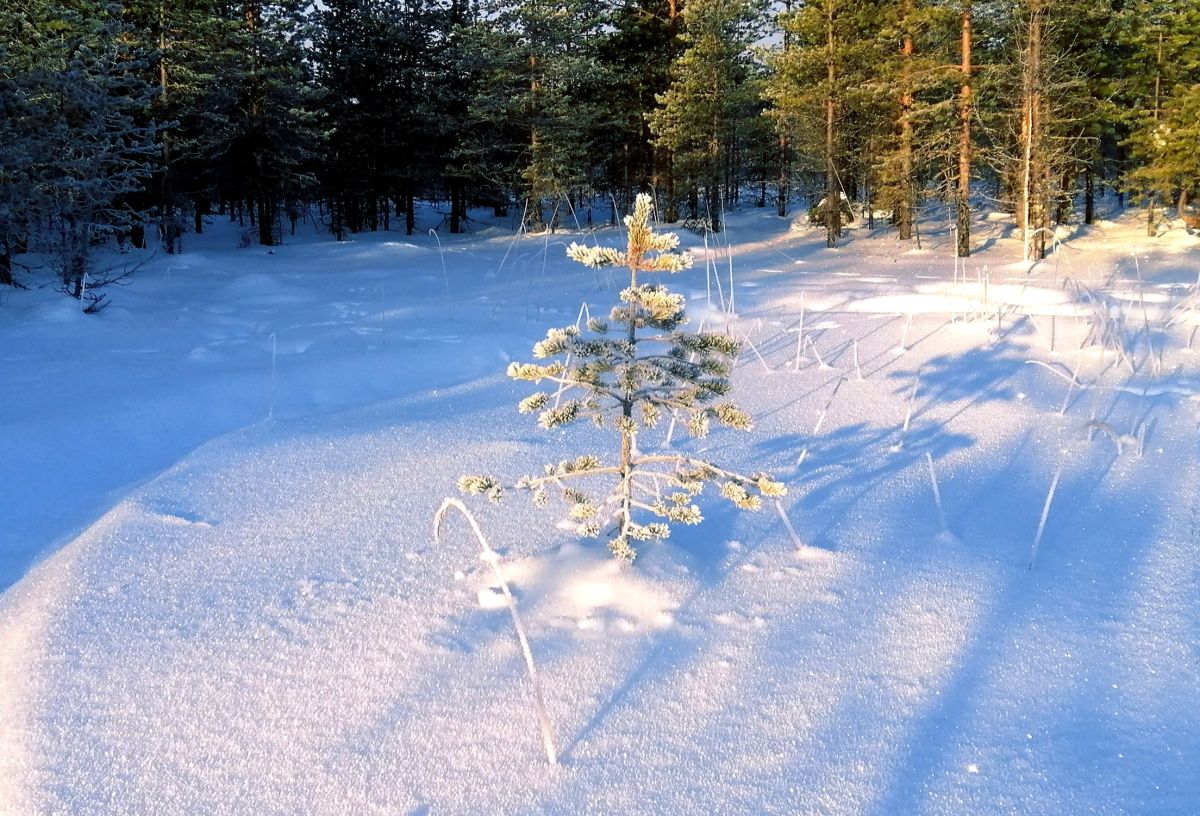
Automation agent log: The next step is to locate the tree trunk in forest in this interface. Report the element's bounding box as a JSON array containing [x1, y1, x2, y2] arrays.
[[956, 4, 972, 258], [159, 1, 178, 255], [332, 197, 345, 241], [1084, 170, 1094, 225], [824, 2, 840, 248], [1055, 172, 1073, 224], [778, 0, 792, 218], [663, 149, 678, 222], [707, 179, 720, 233], [450, 179, 465, 233], [1148, 30, 1163, 237], [257, 193, 274, 246], [1020, 3, 1047, 261], [0, 251, 13, 287], [778, 134, 790, 217], [897, 0, 915, 242]]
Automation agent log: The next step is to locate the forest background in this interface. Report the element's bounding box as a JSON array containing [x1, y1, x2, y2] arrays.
[[2, 0, 1199, 304]]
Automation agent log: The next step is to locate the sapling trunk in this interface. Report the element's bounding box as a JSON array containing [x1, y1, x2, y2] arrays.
[[434, 498, 558, 765]]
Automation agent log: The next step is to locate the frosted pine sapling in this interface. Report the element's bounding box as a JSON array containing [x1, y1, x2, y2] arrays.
[[459, 194, 785, 561]]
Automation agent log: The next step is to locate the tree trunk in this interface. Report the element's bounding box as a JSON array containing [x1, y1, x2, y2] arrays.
[[158, 0, 178, 255], [824, 1, 840, 248], [1055, 171, 1073, 224], [1020, 3, 1047, 261], [0, 251, 13, 287], [1084, 169, 1094, 225], [778, 134, 790, 218], [897, 0, 915, 242], [257, 193, 274, 246], [707, 179, 721, 233], [956, 4, 972, 258], [450, 178, 464, 234], [778, 0, 792, 218], [1148, 30, 1163, 237], [332, 198, 344, 241]]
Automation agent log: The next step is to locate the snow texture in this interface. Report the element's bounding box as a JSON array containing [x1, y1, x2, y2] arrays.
[[1, 206, 1198, 814]]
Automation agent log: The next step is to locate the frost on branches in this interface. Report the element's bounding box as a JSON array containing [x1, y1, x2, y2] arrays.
[[460, 193, 784, 560]]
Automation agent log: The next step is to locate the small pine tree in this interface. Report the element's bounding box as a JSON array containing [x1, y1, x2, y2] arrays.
[[460, 193, 785, 560]]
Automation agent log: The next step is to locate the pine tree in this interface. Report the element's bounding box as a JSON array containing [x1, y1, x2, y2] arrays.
[[460, 194, 784, 560], [316, 0, 441, 237], [120, 0, 245, 249], [432, 0, 476, 233], [594, 0, 687, 217], [767, 0, 885, 246], [650, 0, 764, 233], [217, 0, 319, 246], [0, 0, 157, 299], [1120, 0, 1200, 230], [467, 0, 609, 229], [973, 1, 1097, 259]]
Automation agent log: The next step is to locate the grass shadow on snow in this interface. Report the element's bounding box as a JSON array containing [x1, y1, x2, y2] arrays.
[[763, 419, 974, 550], [859, 436, 1196, 815]]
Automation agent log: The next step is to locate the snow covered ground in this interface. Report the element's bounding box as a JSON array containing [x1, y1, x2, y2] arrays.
[[1, 205, 1198, 814]]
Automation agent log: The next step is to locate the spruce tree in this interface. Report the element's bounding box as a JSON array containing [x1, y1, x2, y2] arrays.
[[460, 194, 784, 561]]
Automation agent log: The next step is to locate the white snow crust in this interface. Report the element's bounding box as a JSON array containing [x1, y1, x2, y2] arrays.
[[1, 206, 1198, 814]]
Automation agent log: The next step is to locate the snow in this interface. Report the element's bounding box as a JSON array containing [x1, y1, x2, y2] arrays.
[[1, 206, 1198, 814]]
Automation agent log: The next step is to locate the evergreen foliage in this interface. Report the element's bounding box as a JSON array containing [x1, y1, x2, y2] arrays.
[[650, 0, 766, 232], [460, 194, 784, 560], [0, 0, 157, 298], [594, 0, 687, 218], [1119, 0, 1200, 224], [4, 0, 1200, 297], [467, 0, 609, 229]]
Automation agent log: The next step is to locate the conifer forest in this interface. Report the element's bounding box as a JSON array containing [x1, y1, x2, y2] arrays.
[[3, 0, 1199, 295]]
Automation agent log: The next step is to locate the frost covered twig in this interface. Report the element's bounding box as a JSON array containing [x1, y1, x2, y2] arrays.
[[433, 498, 558, 766], [926, 452, 948, 534], [1028, 465, 1062, 570]]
